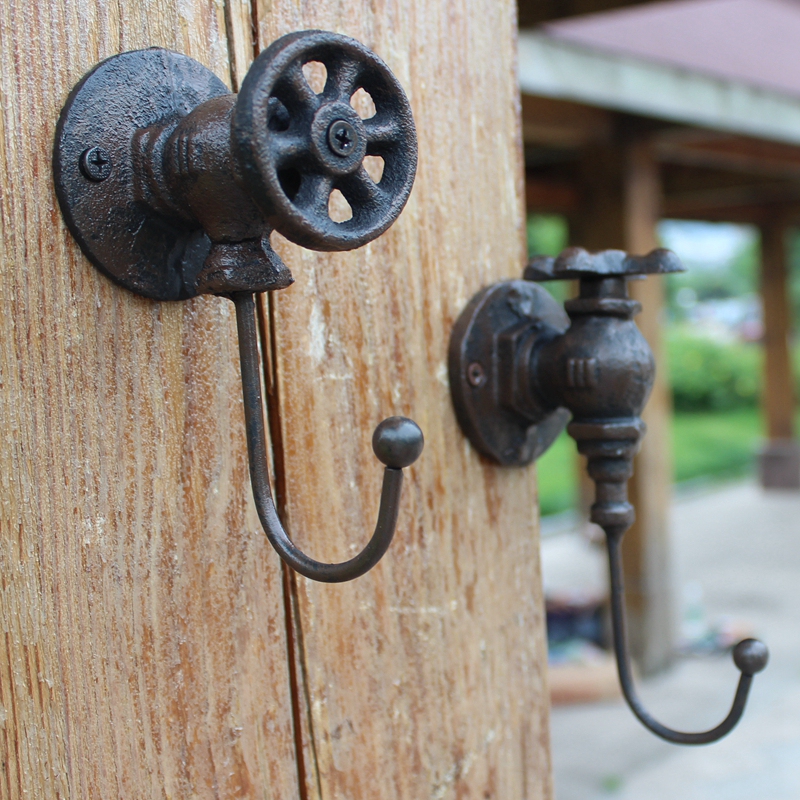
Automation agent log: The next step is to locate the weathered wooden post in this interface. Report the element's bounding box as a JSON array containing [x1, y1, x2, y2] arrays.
[[758, 219, 800, 489]]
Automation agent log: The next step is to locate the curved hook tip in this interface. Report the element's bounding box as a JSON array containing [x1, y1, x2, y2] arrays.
[[372, 416, 424, 469], [733, 638, 769, 676]]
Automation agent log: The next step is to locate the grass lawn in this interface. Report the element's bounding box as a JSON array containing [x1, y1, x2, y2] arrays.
[[672, 407, 762, 483], [537, 407, 766, 517]]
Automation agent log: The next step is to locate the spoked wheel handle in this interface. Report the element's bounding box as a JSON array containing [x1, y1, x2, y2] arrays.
[[234, 30, 418, 252]]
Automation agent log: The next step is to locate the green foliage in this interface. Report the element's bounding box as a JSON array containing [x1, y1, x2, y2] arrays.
[[665, 236, 758, 304], [666, 330, 761, 412], [671, 408, 761, 483], [526, 214, 568, 258], [527, 214, 570, 304], [599, 774, 624, 794], [659, 221, 759, 322]]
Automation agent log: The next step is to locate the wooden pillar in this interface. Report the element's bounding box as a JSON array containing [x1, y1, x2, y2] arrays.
[[572, 127, 675, 674], [758, 220, 800, 488], [1, 0, 552, 795], [623, 138, 675, 675]]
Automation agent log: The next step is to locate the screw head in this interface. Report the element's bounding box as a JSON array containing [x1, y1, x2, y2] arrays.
[[467, 362, 486, 387], [372, 417, 424, 469], [327, 120, 359, 157], [79, 147, 112, 182]]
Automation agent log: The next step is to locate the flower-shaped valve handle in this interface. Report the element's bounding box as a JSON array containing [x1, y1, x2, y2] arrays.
[[54, 32, 422, 582], [449, 247, 768, 742]]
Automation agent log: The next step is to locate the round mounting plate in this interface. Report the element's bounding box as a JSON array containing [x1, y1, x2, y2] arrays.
[[448, 280, 571, 466], [53, 48, 230, 300]]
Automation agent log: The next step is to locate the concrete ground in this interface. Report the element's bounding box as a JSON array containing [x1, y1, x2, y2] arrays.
[[544, 480, 800, 800]]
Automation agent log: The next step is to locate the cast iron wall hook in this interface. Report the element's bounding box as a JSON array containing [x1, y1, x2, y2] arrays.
[[449, 246, 768, 742], [54, 31, 423, 582], [235, 292, 422, 582]]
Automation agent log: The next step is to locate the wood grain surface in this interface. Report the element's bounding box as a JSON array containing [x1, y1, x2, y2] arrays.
[[243, 2, 553, 797], [0, 2, 298, 798], [0, 0, 552, 797]]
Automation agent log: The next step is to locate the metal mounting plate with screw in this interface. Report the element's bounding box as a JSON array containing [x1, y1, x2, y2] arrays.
[[53, 49, 230, 300], [448, 280, 571, 465]]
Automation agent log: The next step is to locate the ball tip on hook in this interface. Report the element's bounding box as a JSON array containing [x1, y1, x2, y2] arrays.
[[372, 416, 424, 469], [733, 638, 769, 676]]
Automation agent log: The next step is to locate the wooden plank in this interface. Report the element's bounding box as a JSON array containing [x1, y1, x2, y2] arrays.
[[758, 219, 800, 488], [526, 177, 581, 215], [657, 129, 800, 180], [518, 0, 642, 28], [0, 2, 298, 797], [521, 94, 612, 149], [247, 2, 553, 798]]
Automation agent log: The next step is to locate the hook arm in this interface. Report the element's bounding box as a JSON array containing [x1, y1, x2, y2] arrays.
[[568, 418, 768, 745], [606, 531, 767, 744], [233, 292, 423, 582]]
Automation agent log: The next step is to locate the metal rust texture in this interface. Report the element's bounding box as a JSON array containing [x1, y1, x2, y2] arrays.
[[447, 280, 572, 465], [450, 246, 770, 745], [54, 31, 417, 301]]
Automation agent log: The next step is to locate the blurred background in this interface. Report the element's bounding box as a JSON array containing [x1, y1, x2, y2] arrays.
[[515, 1, 800, 797]]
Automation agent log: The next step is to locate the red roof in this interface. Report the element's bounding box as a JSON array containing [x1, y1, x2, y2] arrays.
[[543, 0, 800, 99]]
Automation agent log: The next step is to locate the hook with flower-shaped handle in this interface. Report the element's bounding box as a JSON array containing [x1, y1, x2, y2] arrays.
[[448, 247, 768, 742]]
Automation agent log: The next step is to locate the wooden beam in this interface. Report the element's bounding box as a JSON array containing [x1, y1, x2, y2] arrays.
[[657, 130, 800, 180], [256, 1, 553, 796], [526, 176, 581, 214], [662, 182, 800, 222], [623, 137, 675, 675], [656, 157, 800, 222], [0, 3, 300, 796], [518, 0, 649, 27], [521, 94, 613, 149], [761, 221, 794, 439]]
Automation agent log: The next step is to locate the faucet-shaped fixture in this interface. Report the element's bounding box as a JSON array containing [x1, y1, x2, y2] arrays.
[[449, 247, 768, 743], [54, 31, 423, 582]]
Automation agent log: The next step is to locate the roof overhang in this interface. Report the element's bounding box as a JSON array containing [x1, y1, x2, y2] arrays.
[[518, 31, 800, 146]]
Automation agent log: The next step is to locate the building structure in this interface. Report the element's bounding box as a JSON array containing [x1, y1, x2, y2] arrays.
[[519, 0, 800, 673]]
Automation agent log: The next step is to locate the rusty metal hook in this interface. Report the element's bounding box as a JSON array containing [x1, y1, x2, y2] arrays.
[[605, 529, 769, 744], [449, 248, 769, 743], [54, 37, 423, 583], [235, 292, 423, 582]]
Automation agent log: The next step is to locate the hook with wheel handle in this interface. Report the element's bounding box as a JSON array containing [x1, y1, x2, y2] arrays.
[[54, 31, 422, 581]]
